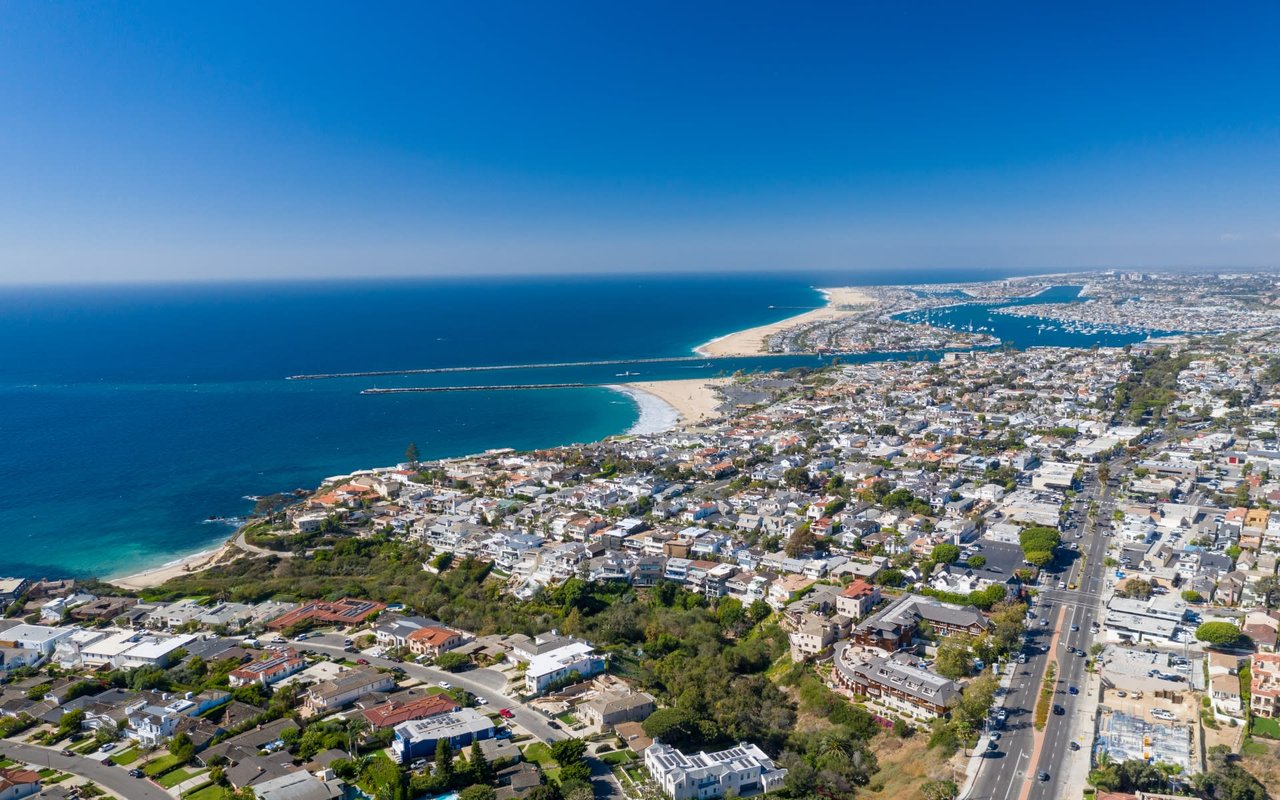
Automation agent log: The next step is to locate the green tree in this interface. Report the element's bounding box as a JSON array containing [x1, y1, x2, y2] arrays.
[[434, 652, 470, 672], [468, 740, 492, 784], [1195, 622, 1242, 648], [785, 522, 815, 557], [405, 442, 420, 464], [932, 543, 961, 564], [935, 635, 972, 679], [168, 732, 196, 765], [458, 787, 495, 800]]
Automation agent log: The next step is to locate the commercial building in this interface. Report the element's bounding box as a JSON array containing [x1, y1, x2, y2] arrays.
[[267, 598, 386, 631], [832, 645, 959, 720]]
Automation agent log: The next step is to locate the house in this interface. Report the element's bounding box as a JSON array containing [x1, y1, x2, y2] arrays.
[[788, 614, 838, 662], [252, 771, 344, 800], [405, 626, 467, 659], [302, 668, 395, 717], [1250, 653, 1280, 719], [832, 645, 959, 720], [578, 690, 657, 730], [361, 694, 461, 729], [266, 599, 385, 632], [523, 642, 606, 695], [835, 580, 880, 620], [228, 649, 306, 688], [767, 575, 815, 610], [0, 768, 40, 800], [1209, 674, 1243, 719], [644, 741, 787, 800], [390, 708, 494, 763]]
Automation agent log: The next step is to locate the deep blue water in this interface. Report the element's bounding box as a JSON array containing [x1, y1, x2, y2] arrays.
[[0, 269, 1145, 579]]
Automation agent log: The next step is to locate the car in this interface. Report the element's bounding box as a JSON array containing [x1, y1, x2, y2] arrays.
[[495, 727, 513, 739], [391, 666, 406, 675], [990, 732, 1001, 741], [1017, 654, 1027, 664], [1078, 649, 1087, 657], [1116, 690, 1127, 698], [1069, 686, 1079, 695], [474, 696, 488, 705], [498, 708, 514, 719], [1042, 645, 1049, 653], [1041, 619, 1049, 627], [356, 658, 369, 665], [437, 681, 452, 689], [343, 638, 354, 647], [1070, 624, 1079, 632], [61, 749, 74, 757], [410, 759, 427, 771], [1038, 772, 1051, 782], [547, 720, 561, 729], [1058, 582, 1066, 589], [343, 646, 358, 654], [1069, 742, 1080, 751], [129, 769, 144, 779], [1053, 705, 1064, 716], [987, 741, 999, 751], [98, 743, 116, 753], [295, 633, 309, 641]]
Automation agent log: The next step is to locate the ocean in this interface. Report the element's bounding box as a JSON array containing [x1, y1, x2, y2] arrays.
[[0, 269, 1153, 579]]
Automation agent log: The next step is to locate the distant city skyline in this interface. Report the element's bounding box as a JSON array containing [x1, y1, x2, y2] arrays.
[[1, 2, 1278, 283]]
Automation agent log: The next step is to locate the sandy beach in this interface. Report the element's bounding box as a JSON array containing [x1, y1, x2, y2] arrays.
[[618, 377, 732, 429], [695, 286, 874, 357], [109, 543, 231, 591]]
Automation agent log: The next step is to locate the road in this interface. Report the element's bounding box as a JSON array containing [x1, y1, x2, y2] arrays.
[[0, 740, 172, 800], [300, 634, 561, 744], [300, 636, 625, 798], [966, 461, 1123, 800]]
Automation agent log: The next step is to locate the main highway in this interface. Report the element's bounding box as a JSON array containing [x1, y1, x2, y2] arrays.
[[966, 459, 1123, 800]]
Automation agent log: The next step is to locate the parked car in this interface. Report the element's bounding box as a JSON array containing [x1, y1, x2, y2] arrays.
[[498, 708, 514, 719], [356, 658, 369, 665], [129, 769, 144, 779], [1069, 742, 1080, 751], [98, 743, 115, 753], [437, 681, 452, 689]]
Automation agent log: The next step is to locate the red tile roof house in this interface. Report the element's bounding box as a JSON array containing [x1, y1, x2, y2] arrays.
[[361, 694, 461, 729], [405, 626, 468, 659], [266, 598, 386, 631], [0, 768, 41, 800], [228, 648, 306, 688], [835, 579, 881, 620]]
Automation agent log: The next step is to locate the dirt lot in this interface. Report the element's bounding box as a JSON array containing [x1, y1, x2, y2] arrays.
[[862, 733, 961, 800]]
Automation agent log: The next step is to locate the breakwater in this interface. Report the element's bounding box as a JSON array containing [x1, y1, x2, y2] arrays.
[[286, 354, 799, 381], [362, 383, 611, 394]]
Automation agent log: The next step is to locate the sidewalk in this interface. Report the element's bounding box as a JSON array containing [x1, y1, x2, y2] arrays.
[[957, 638, 1025, 799]]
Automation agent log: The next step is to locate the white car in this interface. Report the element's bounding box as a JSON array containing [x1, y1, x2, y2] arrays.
[[1151, 709, 1176, 721], [474, 696, 488, 705], [437, 681, 452, 690]]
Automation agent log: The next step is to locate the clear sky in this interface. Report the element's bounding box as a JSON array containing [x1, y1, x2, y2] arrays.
[[2, 1, 1278, 283]]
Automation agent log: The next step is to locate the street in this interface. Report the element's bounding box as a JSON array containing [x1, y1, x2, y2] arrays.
[[0, 740, 172, 800], [965, 460, 1124, 800]]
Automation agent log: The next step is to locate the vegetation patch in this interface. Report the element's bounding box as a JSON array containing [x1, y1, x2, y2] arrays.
[[1034, 661, 1057, 731]]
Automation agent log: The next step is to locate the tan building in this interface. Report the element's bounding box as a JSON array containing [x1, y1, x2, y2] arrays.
[[1250, 653, 1280, 719]]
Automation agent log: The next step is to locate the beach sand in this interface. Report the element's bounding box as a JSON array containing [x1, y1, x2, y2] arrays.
[[619, 377, 732, 428], [109, 543, 231, 591], [695, 286, 874, 357]]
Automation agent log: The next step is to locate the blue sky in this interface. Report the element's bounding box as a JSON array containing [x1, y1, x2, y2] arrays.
[[1, 1, 1278, 282]]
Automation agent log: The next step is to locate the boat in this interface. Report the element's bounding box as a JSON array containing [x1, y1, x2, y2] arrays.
[[615, 370, 639, 377]]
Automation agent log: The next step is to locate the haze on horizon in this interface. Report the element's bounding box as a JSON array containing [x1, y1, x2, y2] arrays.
[[1, 2, 1278, 285]]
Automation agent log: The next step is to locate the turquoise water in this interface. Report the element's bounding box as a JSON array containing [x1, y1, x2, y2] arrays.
[[0, 270, 1152, 579]]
